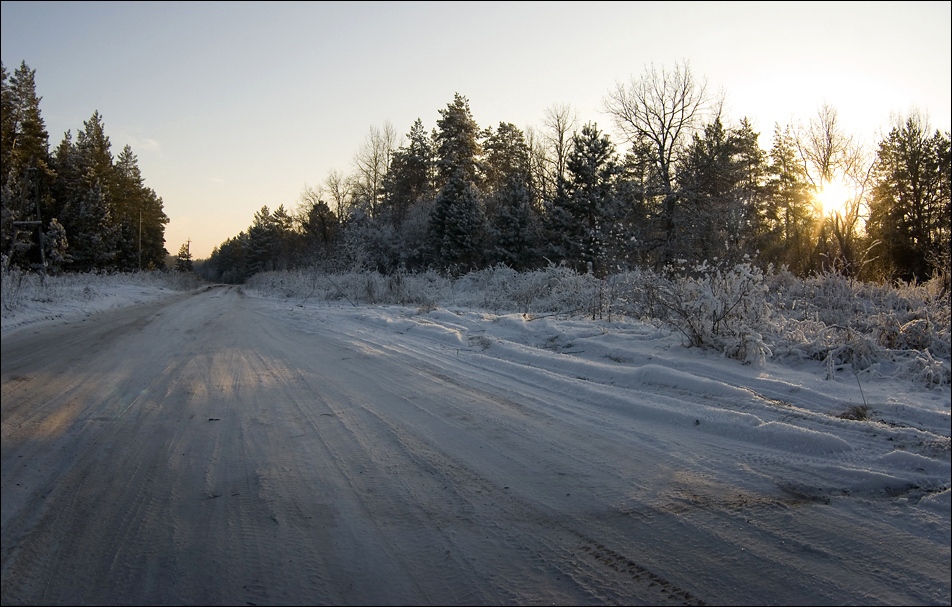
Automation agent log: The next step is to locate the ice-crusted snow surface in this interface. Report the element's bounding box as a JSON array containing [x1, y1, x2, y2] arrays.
[[256, 297, 950, 508], [2, 270, 949, 604], [1, 270, 202, 334], [3, 271, 949, 512]]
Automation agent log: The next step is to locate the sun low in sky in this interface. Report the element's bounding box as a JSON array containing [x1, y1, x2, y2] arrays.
[[2, 1, 949, 259], [816, 180, 856, 217]]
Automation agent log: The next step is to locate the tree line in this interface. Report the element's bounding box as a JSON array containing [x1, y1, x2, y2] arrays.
[[202, 63, 949, 286], [1, 60, 170, 274], [3, 59, 947, 285]]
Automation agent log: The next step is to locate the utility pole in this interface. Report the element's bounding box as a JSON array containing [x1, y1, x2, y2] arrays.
[[10, 165, 47, 282]]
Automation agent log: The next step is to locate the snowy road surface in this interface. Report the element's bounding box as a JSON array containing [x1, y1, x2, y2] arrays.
[[2, 285, 948, 605]]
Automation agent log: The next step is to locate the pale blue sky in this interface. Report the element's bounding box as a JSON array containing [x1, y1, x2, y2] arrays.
[[3, 1, 950, 259]]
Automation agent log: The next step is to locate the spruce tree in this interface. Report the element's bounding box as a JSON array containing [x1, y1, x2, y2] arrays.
[[760, 124, 815, 275], [561, 123, 619, 275], [429, 168, 488, 274], [175, 242, 193, 272], [435, 94, 481, 187], [381, 118, 435, 227], [675, 117, 765, 266], [481, 122, 541, 269], [112, 145, 169, 270], [1, 61, 54, 270], [868, 117, 951, 282], [53, 113, 119, 270]]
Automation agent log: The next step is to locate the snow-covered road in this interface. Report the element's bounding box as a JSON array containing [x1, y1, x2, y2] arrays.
[[1, 285, 948, 605]]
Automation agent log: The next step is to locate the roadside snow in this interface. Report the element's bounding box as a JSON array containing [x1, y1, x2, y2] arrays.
[[4, 271, 949, 508], [2, 271, 949, 604], [1, 270, 202, 335], [258, 298, 951, 509]]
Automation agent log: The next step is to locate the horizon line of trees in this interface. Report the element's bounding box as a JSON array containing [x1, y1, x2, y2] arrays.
[[2, 59, 947, 287], [201, 63, 949, 287], [2, 60, 171, 275]]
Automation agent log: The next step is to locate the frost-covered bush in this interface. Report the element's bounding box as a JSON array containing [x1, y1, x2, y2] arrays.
[[1, 264, 33, 311], [619, 260, 773, 364], [243, 261, 949, 386], [1, 266, 203, 313], [246, 268, 453, 308], [247, 264, 606, 317], [450, 264, 600, 316], [767, 270, 950, 386]]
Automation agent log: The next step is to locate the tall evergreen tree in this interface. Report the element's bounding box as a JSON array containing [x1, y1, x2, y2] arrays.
[[760, 124, 816, 275], [112, 145, 169, 270], [481, 122, 531, 202], [53, 112, 118, 270], [867, 116, 951, 282], [429, 168, 488, 274], [1, 61, 55, 270], [481, 122, 542, 269], [0, 62, 14, 173], [428, 94, 487, 273], [204, 232, 249, 283], [381, 118, 435, 227], [298, 185, 339, 263], [489, 176, 543, 270], [675, 117, 765, 265], [559, 123, 619, 275], [434, 93, 481, 187], [247, 205, 279, 275], [175, 241, 193, 272]]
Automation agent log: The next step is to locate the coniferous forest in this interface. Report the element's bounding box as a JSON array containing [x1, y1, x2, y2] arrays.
[[1, 61, 170, 274], [2, 60, 949, 288]]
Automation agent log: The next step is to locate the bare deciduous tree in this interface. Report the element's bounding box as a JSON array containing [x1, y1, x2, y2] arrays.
[[604, 61, 708, 197], [323, 169, 355, 218], [796, 103, 858, 188], [352, 122, 399, 217], [541, 102, 578, 199], [795, 104, 873, 275], [603, 60, 710, 264]]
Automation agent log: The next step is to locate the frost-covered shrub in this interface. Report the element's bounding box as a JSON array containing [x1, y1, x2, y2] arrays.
[[1, 264, 32, 310], [448, 263, 600, 316], [622, 260, 773, 362], [245, 268, 454, 307], [765, 270, 950, 386], [722, 330, 772, 367], [1, 267, 202, 313], [242, 262, 949, 386]]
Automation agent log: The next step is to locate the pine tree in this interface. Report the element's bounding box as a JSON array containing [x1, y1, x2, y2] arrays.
[[299, 195, 338, 262], [204, 232, 248, 283], [435, 93, 481, 187], [760, 124, 815, 275], [112, 145, 169, 270], [481, 122, 531, 202], [44, 217, 69, 273], [1, 61, 55, 270], [53, 113, 119, 271], [481, 122, 541, 269], [867, 116, 951, 282], [490, 176, 542, 270], [247, 205, 284, 275], [175, 242, 193, 272], [675, 117, 766, 266], [560, 123, 619, 275], [381, 119, 435, 226], [0, 62, 14, 173], [429, 168, 488, 274]]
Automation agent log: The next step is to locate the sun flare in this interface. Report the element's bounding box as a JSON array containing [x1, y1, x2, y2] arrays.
[[816, 180, 852, 216]]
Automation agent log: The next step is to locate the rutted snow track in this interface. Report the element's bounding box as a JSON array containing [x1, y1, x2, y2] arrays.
[[2, 286, 948, 605]]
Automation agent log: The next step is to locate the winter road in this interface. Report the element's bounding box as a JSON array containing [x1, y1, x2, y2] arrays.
[[1, 285, 947, 605]]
